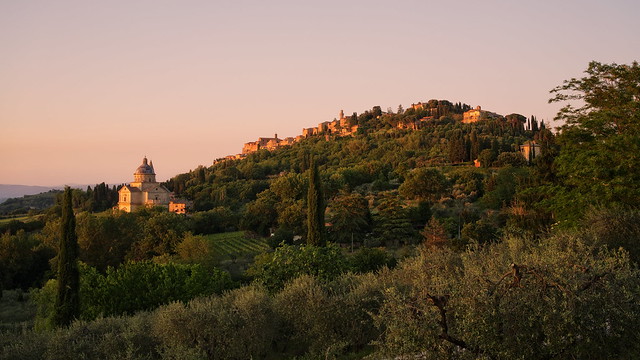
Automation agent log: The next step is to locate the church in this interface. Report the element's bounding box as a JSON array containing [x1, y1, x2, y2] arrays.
[[118, 157, 186, 213]]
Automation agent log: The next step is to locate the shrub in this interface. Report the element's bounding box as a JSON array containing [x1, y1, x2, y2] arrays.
[[34, 262, 234, 326], [274, 273, 385, 356], [374, 236, 640, 359], [43, 313, 157, 360], [151, 285, 275, 359], [494, 151, 527, 167], [349, 247, 396, 273], [246, 243, 349, 291]]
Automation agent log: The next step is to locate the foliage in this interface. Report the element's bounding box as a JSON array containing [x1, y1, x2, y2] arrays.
[[494, 151, 527, 167], [53, 187, 80, 328], [0, 289, 37, 333], [421, 216, 449, 248], [6, 225, 640, 359], [75, 211, 139, 271], [328, 191, 372, 244], [0, 231, 53, 290], [348, 247, 396, 273], [480, 166, 531, 210], [240, 189, 278, 236], [399, 167, 450, 202], [579, 206, 640, 264], [174, 233, 219, 269], [373, 194, 417, 246], [34, 261, 234, 325], [550, 61, 640, 221], [152, 285, 275, 359], [246, 243, 349, 291], [274, 274, 384, 356], [127, 209, 192, 260], [307, 158, 325, 246], [191, 206, 238, 234], [373, 236, 640, 359], [266, 227, 294, 249], [0, 190, 60, 215], [0, 218, 45, 235]]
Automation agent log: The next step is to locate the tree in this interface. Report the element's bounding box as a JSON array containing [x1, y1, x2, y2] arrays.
[[447, 129, 467, 163], [128, 209, 191, 260], [399, 167, 450, 202], [374, 235, 640, 358], [329, 192, 372, 249], [494, 152, 527, 167], [477, 149, 495, 168], [247, 243, 348, 292], [53, 187, 80, 327], [549, 61, 640, 220], [307, 158, 325, 246], [374, 195, 416, 246], [420, 217, 448, 248]]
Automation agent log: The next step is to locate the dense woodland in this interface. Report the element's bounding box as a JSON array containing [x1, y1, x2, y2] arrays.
[[1, 61, 640, 359]]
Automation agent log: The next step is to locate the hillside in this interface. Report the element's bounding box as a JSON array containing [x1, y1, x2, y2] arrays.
[[0, 190, 61, 215], [163, 99, 549, 245], [0, 185, 60, 204]]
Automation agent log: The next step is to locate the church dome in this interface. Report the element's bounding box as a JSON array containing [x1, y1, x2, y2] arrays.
[[135, 157, 155, 175]]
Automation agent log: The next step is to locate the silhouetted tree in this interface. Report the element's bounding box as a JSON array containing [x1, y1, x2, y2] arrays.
[[53, 187, 80, 327], [307, 158, 325, 246]]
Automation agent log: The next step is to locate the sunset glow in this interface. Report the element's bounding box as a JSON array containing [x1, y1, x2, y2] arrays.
[[2, 0, 639, 185]]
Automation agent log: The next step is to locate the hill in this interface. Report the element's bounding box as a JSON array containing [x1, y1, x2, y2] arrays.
[[0, 190, 62, 215], [162, 99, 550, 245], [0, 185, 60, 204]]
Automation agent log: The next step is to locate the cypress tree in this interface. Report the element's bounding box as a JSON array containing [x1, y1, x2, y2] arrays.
[[53, 186, 80, 327], [306, 158, 325, 246]]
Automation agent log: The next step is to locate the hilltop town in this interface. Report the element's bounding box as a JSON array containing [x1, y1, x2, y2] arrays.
[[216, 99, 523, 163]]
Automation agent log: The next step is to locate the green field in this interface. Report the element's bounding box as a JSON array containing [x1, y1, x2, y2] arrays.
[[0, 215, 40, 224], [204, 231, 269, 259]]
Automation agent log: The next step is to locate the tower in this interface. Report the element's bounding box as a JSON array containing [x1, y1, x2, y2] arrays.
[[132, 157, 156, 184]]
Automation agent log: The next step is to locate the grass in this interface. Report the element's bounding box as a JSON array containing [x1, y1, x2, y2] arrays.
[[204, 231, 269, 259], [0, 215, 34, 224], [203, 231, 270, 281]]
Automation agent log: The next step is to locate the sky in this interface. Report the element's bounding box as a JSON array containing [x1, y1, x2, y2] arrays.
[[1, 0, 639, 186]]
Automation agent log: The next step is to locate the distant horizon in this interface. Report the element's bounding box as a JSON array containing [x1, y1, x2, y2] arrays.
[[3, 0, 639, 186]]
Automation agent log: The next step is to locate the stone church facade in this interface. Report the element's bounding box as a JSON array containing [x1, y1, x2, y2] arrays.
[[118, 157, 176, 213]]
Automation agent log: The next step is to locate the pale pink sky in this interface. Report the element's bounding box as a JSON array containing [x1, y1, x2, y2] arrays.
[[1, 0, 639, 186]]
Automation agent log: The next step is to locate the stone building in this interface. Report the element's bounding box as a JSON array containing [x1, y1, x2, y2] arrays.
[[236, 110, 359, 158], [118, 157, 182, 213], [519, 141, 541, 163], [463, 106, 502, 123]]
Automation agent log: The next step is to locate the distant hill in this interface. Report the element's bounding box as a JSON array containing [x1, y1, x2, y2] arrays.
[[0, 190, 61, 215], [0, 184, 61, 204]]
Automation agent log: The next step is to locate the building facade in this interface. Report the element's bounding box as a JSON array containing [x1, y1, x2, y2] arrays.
[[520, 141, 541, 163], [117, 157, 173, 212]]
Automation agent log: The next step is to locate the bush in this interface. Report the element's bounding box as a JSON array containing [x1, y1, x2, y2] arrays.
[[581, 206, 640, 264], [373, 236, 640, 359], [43, 313, 157, 360], [266, 227, 294, 249], [151, 286, 275, 359], [274, 273, 384, 356], [494, 151, 527, 167], [34, 262, 234, 326], [246, 243, 349, 292], [349, 247, 396, 273]]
